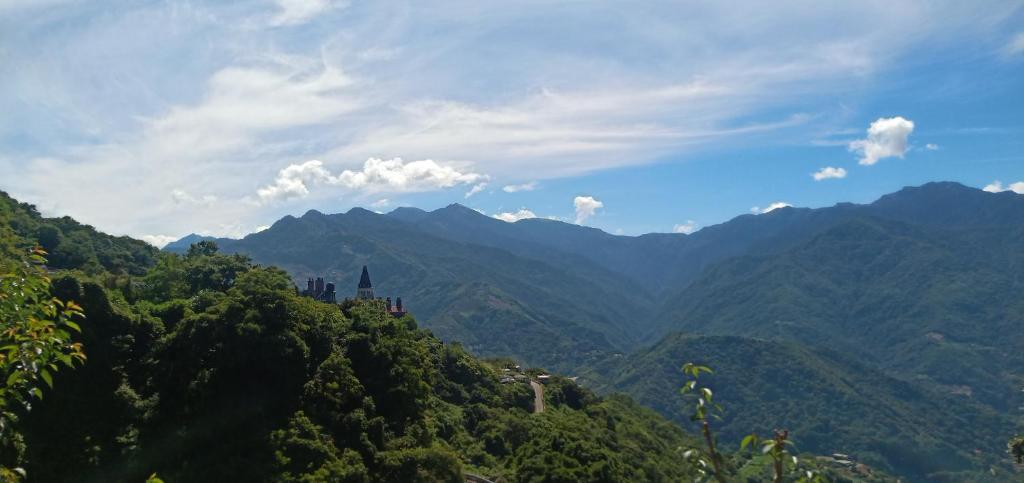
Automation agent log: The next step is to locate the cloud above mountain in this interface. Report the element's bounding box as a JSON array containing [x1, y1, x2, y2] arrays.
[[257, 158, 487, 203], [673, 221, 699, 234], [493, 208, 537, 223], [983, 180, 1024, 194], [812, 166, 847, 181], [503, 182, 538, 193], [849, 117, 914, 166], [751, 202, 792, 214], [574, 196, 604, 224]]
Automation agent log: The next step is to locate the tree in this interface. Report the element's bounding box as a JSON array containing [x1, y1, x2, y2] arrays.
[[1010, 435, 1024, 465], [186, 240, 219, 258], [0, 248, 85, 478]]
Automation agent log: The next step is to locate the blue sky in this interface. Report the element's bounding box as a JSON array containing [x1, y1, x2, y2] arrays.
[[1, 1, 1022, 245]]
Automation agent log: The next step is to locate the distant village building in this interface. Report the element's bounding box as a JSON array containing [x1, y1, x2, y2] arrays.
[[303, 265, 407, 317]]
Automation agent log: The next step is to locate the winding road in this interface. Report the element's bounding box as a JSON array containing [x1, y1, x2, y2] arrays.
[[530, 380, 544, 414]]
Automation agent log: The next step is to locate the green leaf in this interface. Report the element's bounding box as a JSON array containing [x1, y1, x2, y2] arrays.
[[40, 369, 52, 388]]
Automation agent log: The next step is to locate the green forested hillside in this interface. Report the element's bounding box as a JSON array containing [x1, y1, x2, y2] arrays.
[[143, 182, 1024, 480], [599, 334, 1016, 481], [187, 208, 654, 372], [0, 191, 156, 275], [7, 244, 701, 482]]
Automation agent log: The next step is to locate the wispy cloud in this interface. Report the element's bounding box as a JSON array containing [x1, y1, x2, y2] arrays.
[[269, 0, 346, 26], [751, 202, 792, 214], [502, 181, 538, 193], [1006, 32, 1024, 56], [1, 1, 1017, 238], [465, 182, 488, 198]]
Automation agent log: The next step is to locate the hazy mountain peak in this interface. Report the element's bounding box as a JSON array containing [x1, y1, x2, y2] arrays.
[[436, 203, 484, 216], [386, 206, 429, 223], [345, 207, 378, 217]]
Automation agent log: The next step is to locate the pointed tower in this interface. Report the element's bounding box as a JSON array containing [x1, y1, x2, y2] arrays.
[[356, 265, 375, 299]]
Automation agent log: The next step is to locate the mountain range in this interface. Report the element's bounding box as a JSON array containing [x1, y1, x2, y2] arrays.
[[164, 181, 1024, 480]]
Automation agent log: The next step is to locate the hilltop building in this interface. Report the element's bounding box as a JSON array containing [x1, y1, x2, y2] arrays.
[[358, 266, 407, 317], [386, 296, 406, 317], [302, 277, 336, 303], [302, 265, 407, 317]]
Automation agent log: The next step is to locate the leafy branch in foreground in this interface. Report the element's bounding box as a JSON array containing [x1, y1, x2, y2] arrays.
[[680, 362, 822, 483], [0, 247, 86, 480], [679, 362, 727, 482], [740, 430, 823, 483], [0, 248, 86, 426]]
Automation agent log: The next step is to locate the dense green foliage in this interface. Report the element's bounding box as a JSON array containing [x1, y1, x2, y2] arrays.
[[8, 243, 699, 482], [0, 246, 86, 480], [0, 191, 157, 276]]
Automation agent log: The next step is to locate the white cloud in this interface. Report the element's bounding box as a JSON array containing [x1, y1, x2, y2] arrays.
[[257, 158, 487, 203], [982, 180, 1024, 194], [503, 181, 538, 193], [255, 225, 271, 232], [257, 160, 336, 202], [849, 116, 915, 165], [171, 189, 218, 206], [2, 2, 1015, 240], [492, 208, 537, 223], [925, 143, 939, 150], [1006, 32, 1024, 56], [673, 220, 699, 234], [751, 202, 792, 214], [465, 182, 488, 198], [270, 0, 346, 26], [574, 195, 603, 224], [334, 158, 486, 192], [147, 62, 358, 161], [811, 166, 847, 181], [370, 198, 390, 208], [139, 234, 178, 248]]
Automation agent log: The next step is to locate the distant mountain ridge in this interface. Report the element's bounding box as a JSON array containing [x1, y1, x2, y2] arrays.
[[163, 181, 1024, 354], [162, 181, 1024, 480]]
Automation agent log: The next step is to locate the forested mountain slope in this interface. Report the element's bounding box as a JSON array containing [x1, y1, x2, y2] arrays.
[[5, 243, 702, 482], [598, 334, 1016, 481], [0, 191, 156, 275], [193, 208, 653, 371], [654, 216, 1024, 412]]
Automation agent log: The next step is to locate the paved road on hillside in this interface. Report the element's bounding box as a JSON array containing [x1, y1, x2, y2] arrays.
[[530, 381, 544, 413]]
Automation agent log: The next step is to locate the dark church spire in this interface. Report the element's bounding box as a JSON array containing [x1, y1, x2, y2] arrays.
[[356, 265, 375, 299], [358, 265, 372, 288]]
